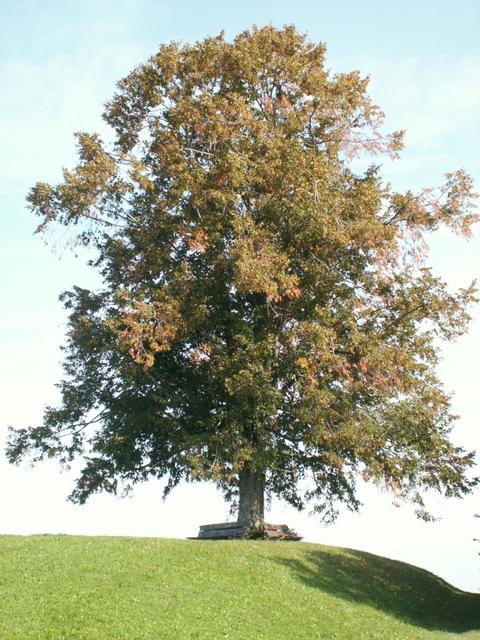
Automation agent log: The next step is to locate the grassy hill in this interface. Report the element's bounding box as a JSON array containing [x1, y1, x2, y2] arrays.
[[0, 535, 478, 640]]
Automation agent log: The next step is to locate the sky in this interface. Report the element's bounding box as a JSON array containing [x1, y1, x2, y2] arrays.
[[1, 0, 479, 592]]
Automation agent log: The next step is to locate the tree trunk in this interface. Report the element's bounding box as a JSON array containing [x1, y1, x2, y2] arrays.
[[237, 468, 265, 532]]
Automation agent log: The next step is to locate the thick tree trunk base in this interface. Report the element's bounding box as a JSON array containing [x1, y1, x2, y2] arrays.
[[237, 469, 265, 531], [191, 522, 302, 540]]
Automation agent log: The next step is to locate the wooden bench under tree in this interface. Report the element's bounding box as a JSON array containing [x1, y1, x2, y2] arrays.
[[192, 522, 302, 540]]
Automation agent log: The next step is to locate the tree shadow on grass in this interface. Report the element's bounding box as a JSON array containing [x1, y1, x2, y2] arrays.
[[274, 547, 480, 633]]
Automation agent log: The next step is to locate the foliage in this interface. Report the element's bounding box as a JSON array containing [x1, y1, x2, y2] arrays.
[[7, 25, 479, 521], [0, 535, 479, 639]]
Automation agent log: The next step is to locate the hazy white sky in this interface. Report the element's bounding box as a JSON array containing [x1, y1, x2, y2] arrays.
[[1, 0, 479, 592]]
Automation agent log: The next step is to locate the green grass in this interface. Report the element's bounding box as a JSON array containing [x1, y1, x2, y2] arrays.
[[0, 535, 478, 640]]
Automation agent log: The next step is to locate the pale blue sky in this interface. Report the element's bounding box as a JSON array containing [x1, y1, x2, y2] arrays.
[[1, 0, 479, 591], [2, 0, 480, 59]]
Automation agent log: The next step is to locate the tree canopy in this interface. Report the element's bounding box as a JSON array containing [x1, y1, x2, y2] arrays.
[[8, 25, 478, 527]]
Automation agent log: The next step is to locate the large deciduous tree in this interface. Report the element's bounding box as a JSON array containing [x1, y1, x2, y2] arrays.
[[8, 26, 478, 532]]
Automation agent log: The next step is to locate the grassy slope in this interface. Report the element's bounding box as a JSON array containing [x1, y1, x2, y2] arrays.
[[0, 536, 478, 640]]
